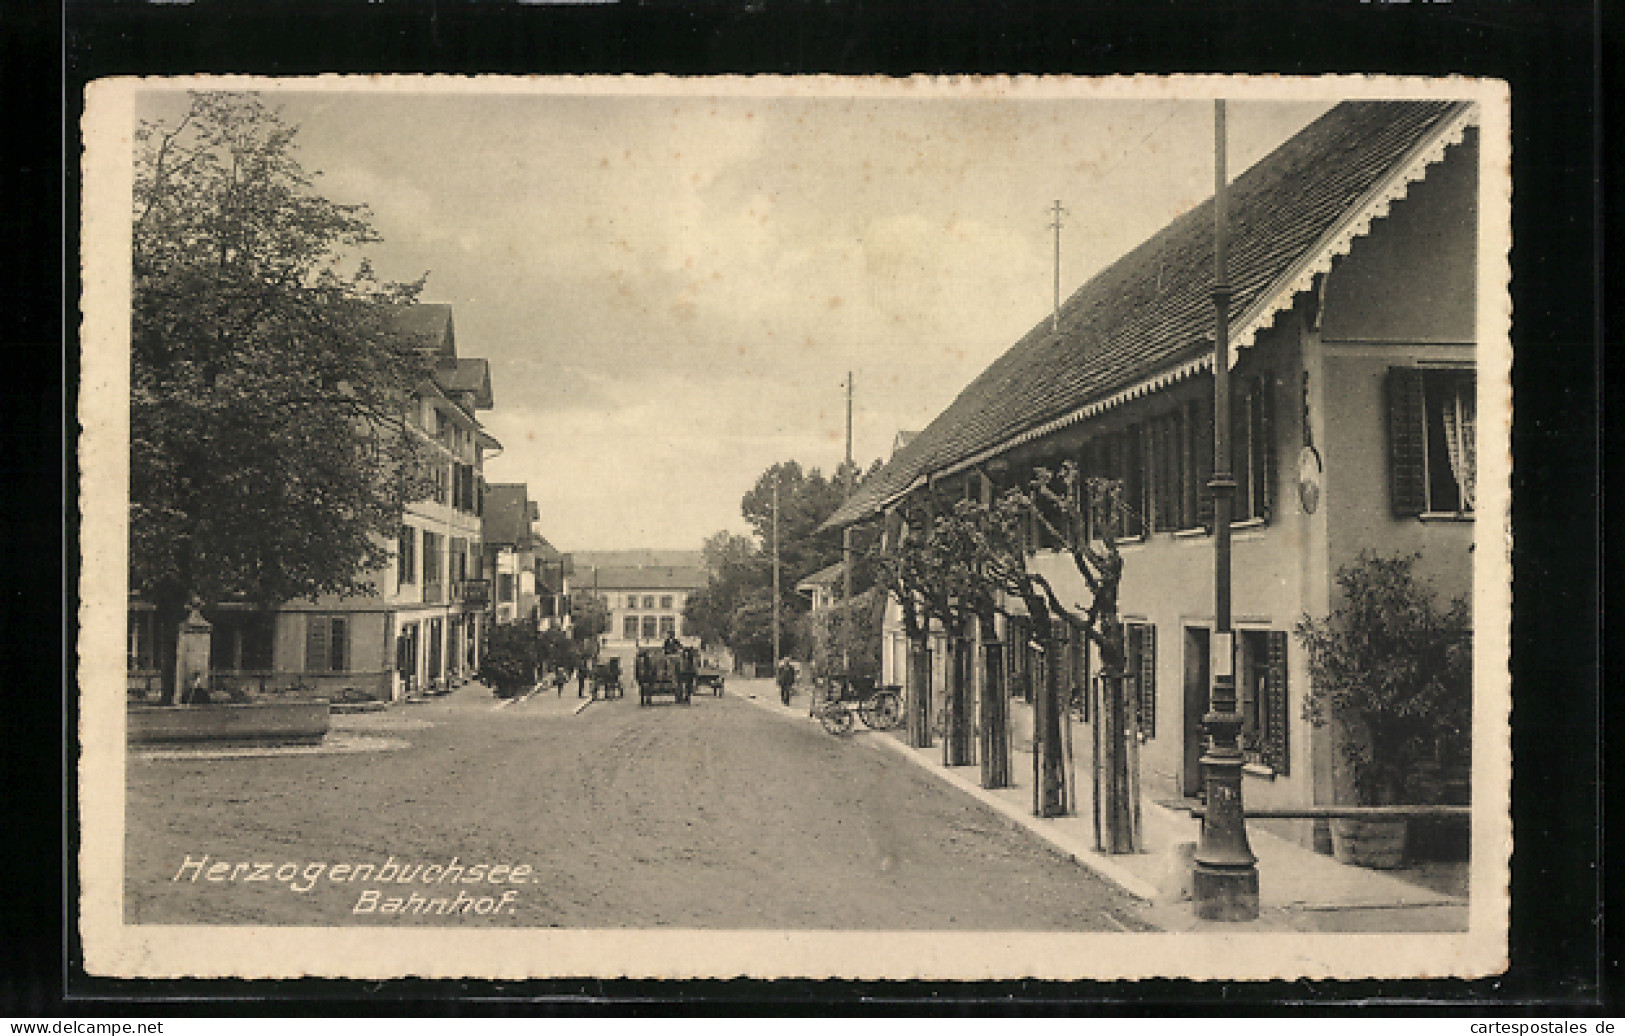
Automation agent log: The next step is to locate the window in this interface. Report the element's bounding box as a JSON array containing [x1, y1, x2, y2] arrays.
[[642, 595, 656, 609], [305, 615, 349, 673], [1148, 409, 1190, 533], [1231, 375, 1277, 523], [1127, 622, 1157, 737], [497, 572, 514, 602], [1238, 630, 1290, 774], [627, 595, 638, 610], [422, 532, 442, 585], [659, 595, 673, 610], [397, 525, 417, 584], [659, 616, 676, 638], [623, 616, 639, 639], [641, 616, 659, 640], [449, 537, 467, 583], [1079, 427, 1145, 540], [1388, 366, 1475, 516]]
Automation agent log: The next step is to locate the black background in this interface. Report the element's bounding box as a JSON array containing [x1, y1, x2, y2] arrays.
[[9, 0, 1606, 1014]]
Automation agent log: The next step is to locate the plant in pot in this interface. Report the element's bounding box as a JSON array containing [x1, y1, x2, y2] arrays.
[[1294, 551, 1471, 869], [478, 621, 541, 699]]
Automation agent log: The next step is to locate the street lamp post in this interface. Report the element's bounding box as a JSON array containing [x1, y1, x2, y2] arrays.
[[1192, 99, 1260, 921]]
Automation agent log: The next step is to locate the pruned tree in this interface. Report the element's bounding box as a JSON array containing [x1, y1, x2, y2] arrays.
[[131, 91, 434, 702]]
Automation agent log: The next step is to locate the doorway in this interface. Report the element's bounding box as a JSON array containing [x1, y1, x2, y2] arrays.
[[1182, 626, 1210, 798], [396, 622, 419, 699]]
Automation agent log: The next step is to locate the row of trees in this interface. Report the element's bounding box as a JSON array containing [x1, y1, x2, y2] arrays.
[[873, 461, 1138, 844], [683, 459, 881, 670]]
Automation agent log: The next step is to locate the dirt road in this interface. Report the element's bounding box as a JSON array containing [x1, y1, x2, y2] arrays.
[[125, 681, 1148, 930]]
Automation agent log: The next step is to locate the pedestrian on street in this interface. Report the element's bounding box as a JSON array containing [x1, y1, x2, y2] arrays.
[[776, 658, 796, 706], [577, 665, 588, 698], [554, 667, 568, 698]]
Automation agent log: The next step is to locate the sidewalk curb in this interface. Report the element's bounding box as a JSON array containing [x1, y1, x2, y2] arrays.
[[734, 686, 1160, 903], [868, 733, 1161, 903], [573, 698, 593, 715]]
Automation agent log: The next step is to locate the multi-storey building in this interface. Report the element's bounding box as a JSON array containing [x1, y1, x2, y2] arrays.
[[129, 303, 500, 703], [832, 101, 1487, 844], [483, 483, 566, 629], [567, 549, 705, 667]]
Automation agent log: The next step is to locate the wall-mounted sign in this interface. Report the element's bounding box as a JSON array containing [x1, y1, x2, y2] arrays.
[[1297, 445, 1323, 515]]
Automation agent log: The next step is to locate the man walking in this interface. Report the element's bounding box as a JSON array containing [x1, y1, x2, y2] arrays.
[[776, 657, 796, 706]]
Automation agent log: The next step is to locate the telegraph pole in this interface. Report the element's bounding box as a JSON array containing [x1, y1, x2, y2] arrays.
[[842, 372, 856, 677], [772, 470, 781, 673], [1049, 200, 1068, 333], [1192, 99, 1260, 921]]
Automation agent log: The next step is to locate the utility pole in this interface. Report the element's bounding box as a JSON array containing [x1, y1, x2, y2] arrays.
[[772, 470, 781, 674], [1049, 200, 1068, 333], [1192, 98, 1260, 921], [842, 372, 855, 674]]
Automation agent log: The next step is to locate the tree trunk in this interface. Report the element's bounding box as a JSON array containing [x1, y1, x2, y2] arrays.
[[1035, 635, 1068, 817], [978, 615, 1010, 789], [1097, 669, 1141, 852], [905, 637, 933, 749], [943, 634, 975, 767]]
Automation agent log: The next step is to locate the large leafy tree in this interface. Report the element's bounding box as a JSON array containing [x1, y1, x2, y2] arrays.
[[132, 92, 433, 701]]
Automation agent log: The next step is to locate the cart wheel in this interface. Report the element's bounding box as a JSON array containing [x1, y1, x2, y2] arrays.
[[819, 705, 855, 735], [860, 691, 902, 730]]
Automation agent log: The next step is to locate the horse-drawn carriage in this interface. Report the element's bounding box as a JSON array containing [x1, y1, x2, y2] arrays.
[[693, 661, 726, 696], [590, 657, 623, 699], [633, 647, 698, 706]]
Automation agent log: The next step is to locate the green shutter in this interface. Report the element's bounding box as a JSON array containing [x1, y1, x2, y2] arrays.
[[1264, 630, 1288, 774], [1138, 623, 1157, 739], [305, 617, 329, 673], [1387, 366, 1427, 517]]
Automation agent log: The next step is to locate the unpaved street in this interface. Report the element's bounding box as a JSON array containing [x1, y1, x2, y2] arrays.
[[126, 681, 1148, 930]]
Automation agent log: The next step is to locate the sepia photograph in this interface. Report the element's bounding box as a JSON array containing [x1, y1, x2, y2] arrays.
[[78, 75, 1511, 982]]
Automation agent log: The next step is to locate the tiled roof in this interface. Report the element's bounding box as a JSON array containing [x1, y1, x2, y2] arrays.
[[567, 549, 707, 591], [482, 483, 535, 547], [827, 100, 1473, 527], [386, 303, 456, 358], [796, 561, 846, 590], [434, 357, 493, 410], [572, 565, 706, 591]]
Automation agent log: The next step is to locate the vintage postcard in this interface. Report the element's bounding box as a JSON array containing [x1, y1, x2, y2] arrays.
[[79, 74, 1511, 981]]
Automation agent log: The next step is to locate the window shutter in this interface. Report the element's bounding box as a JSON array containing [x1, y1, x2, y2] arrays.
[[1258, 377, 1277, 522], [306, 617, 329, 673], [331, 617, 348, 673], [1193, 395, 1215, 529], [1264, 630, 1288, 774], [1138, 623, 1157, 738], [1386, 366, 1427, 517]]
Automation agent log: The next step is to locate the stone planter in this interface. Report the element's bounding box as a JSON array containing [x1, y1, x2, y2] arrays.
[[1330, 816, 1409, 869], [128, 701, 330, 746]]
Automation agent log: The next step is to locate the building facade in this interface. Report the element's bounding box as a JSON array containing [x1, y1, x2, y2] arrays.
[[567, 549, 706, 667], [844, 101, 1484, 844]]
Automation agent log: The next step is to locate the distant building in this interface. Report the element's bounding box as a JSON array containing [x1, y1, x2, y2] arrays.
[[568, 549, 706, 664], [795, 560, 845, 612]]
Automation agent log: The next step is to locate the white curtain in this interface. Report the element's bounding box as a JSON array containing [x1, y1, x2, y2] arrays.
[[1440, 374, 1476, 511]]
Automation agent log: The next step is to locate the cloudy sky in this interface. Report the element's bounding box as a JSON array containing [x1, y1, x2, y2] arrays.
[[138, 82, 1330, 553]]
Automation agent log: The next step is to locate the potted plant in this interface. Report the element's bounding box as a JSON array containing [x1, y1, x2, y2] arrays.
[[478, 621, 541, 699], [1294, 551, 1471, 868]]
